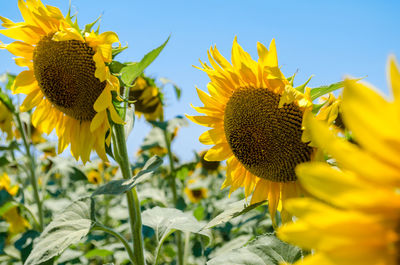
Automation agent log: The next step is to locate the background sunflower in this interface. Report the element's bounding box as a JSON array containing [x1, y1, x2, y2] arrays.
[[0, 0, 123, 163]]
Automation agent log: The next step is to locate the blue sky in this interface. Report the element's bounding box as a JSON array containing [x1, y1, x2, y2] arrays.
[[1, 0, 399, 162]]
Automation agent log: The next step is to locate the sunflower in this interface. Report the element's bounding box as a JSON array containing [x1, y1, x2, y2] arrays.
[[87, 169, 102, 184], [0, 101, 13, 140], [0, 0, 123, 163], [316, 93, 344, 130], [278, 56, 400, 264], [0, 173, 30, 235], [184, 179, 208, 203], [198, 150, 221, 172], [125, 75, 164, 121], [187, 37, 315, 224]]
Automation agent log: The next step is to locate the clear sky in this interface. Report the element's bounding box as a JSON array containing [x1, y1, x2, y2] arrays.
[[1, 0, 399, 162]]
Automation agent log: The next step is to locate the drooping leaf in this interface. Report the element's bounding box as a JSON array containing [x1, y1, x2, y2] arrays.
[[207, 234, 302, 265], [24, 197, 94, 265], [159, 77, 182, 100], [120, 36, 170, 86], [92, 156, 162, 197], [203, 199, 266, 230]]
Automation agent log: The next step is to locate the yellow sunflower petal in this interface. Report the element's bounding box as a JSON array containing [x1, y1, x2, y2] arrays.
[[199, 128, 226, 145], [388, 55, 400, 109], [204, 143, 232, 161], [5, 41, 34, 59], [342, 78, 400, 165]]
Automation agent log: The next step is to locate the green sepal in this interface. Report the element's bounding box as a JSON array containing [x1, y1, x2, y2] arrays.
[[294, 75, 313, 93], [112, 46, 128, 59], [84, 15, 102, 33]]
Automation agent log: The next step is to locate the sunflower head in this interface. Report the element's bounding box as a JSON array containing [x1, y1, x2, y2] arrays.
[[87, 169, 102, 185], [0, 0, 124, 163], [0, 173, 19, 196], [124, 75, 164, 121], [187, 37, 314, 224], [184, 179, 208, 203], [278, 55, 400, 264], [316, 93, 344, 130], [0, 101, 13, 140], [3, 206, 30, 235], [198, 150, 220, 172]]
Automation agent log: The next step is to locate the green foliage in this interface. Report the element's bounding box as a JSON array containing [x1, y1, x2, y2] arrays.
[[25, 197, 94, 265], [207, 234, 302, 265], [92, 156, 162, 197], [203, 199, 267, 230], [120, 36, 170, 86], [310, 81, 344, 101]]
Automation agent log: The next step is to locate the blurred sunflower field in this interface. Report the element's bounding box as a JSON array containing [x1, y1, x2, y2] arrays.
[[0, 1, 399, 265]]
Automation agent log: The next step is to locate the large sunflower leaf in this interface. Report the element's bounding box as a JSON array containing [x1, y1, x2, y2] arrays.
[[120, 36, 170, 86], [207, 234, 302, 265], [202, 199, 266, 230], [24, 197, 94, 265], [92, 156, 162, 197], [142, 207, 211, 245]]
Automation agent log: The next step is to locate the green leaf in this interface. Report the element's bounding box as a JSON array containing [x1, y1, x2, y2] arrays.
[[0, 201, 17, 216], [24, 197, 94, 265], [207, 234, 302, 265], [92, 156, 163, 197], [112, 45, 128, 59], [203, 199, 266, 230], [159, 77, 182, 100], [85, 248, 114, 258], [14, 230, 40, 263], [142, 206, 211, 245], [0, 141, 19, 151], [109, 61, 127, 74], [120, 36, 170, 86], [0, 89, 15, 113], [1, 73, 16, 91], [310, 81, 344, 101], [0, 155, 9, 167]]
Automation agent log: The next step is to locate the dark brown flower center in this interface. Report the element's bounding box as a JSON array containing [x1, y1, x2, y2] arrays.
[[33, 34, 106, 121], [224, 87, 312, 182], [200, 151, 220, 171], [192, 189, 204, 199]]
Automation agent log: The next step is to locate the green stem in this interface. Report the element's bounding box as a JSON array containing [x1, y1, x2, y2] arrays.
[[114, 124, 146, 265], [15, 113, 44, 231], [183, 232, 191, 265], [92, 224, 136, 263], [163, 129, 184, 265], [18, 203, 40, 231]]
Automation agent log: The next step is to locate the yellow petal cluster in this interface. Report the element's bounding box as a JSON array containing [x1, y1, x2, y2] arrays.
[[278, 56, 400, 265], [0, 0, 123, 163], [187, 37, 314, 224]]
